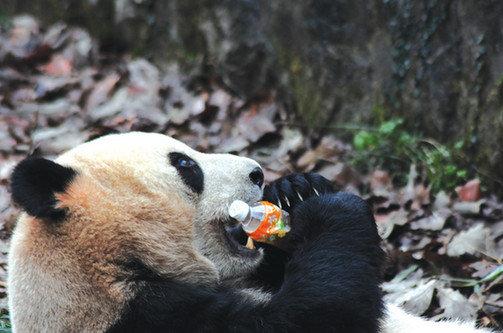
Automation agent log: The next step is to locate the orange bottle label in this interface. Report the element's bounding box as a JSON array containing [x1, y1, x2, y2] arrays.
[[247, 201, 287, 242]]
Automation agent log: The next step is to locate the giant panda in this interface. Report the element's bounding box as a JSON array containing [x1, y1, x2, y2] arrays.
[[7, 132, 495, 332]]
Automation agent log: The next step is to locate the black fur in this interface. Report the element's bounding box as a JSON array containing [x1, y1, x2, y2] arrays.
[[169, 152, 204, 194], [10, 157, 77, 220], [109, 173, 384, 333], [263, 173, 334, 210]]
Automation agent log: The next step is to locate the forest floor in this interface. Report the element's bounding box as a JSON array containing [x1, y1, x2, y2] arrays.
[[0, 16, 502, 330]]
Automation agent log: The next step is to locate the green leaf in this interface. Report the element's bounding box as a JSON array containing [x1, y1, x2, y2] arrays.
[[454, 140, 464, 149], [398, 132, 412, 144], [480, 265, 503, 283], [391, 265, 418, 283], [456, 169, 467, 178], [379, 119, 403, 134], [353, 131, 374, 150], [445, 165, 457, 175]]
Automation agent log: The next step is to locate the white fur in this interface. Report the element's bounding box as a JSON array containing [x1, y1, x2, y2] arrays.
[[381, 303, 496, 333]]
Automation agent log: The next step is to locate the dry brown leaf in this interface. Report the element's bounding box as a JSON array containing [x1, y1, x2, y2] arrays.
[[370, 170, 392, 192], [456, 179, 482, 202], [297, 150, 319, 171], [376, 209, 409, 239], [41, 54, 72, 76], [85, 73, 121, 110], [297, 136, 343, 171]]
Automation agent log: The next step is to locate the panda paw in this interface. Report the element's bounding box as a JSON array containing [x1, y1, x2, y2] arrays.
[[262, 173, 333, 213]]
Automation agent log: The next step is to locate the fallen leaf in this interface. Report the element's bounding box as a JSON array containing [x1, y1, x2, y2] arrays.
[[220, 136, 249, 153], [41, 54, 72, 76], [376, 209, 409, 239], [468, 261, 499, 279], [370, 170, 392, 193], [453, 200, 485, 215], [34, 76, 80, 100], [42, 22, 70, 50], [318, 162, 345, 182], [401, 164, 418, 204], [297, 149, 320, 171], [297, 137, 343, 172], [433, 287, 478, 321], [8, 15, 40, 58], [85, 73, 121, 110], [485, 293, 503, 308], [410, 210, 448, 231], [10, 88, 37, 104], [0, 159, 18, 182], [382, 267, 437, 316], [481, 198, 503, 220], [433, 191, 451, 210], [207, 89, 232, 119], [410, 183, 430, 210], [236, 112, 276, 143], [32, 118, 89, 153], [446, 224, 491, 257], [390, 279, 437, 315], [273, 128, 304, 158], [456, 179, 482, 202]]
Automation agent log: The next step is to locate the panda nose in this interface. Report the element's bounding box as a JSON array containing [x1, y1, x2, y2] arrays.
[[249, 167, 264, 187]]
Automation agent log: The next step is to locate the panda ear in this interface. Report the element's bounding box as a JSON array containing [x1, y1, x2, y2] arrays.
[[10, 157, 77, 220]]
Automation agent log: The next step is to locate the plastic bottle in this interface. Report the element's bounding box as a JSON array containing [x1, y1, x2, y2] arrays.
[[228, 200, 291, 249]]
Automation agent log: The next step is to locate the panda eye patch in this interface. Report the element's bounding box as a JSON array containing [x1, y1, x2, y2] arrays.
[[168, 152, 204, 194]]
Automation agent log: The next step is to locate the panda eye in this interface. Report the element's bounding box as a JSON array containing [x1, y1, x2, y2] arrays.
[[169, 152, 196, 169], [179, 158, 196, 168], [168, 152, 204, 194]]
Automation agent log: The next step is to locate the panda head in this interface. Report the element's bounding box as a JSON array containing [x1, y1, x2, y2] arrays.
[[9, 132, 265, 292]]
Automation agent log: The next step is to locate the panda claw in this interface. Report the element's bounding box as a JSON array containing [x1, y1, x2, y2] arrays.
[[297, 191, 304, 201], [313, 187, 320, 196], [284, 196, 290, 207], [276, 196, 282, 209]]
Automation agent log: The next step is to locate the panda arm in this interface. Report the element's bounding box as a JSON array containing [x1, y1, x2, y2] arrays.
[[107, 280, 262, 332], [261, 174, 385, 332], [109, 278, 302, 332], [269, 192, 385, 332]]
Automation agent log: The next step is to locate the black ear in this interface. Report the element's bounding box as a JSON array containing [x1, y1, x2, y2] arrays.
[[10, 157, 77, 220]]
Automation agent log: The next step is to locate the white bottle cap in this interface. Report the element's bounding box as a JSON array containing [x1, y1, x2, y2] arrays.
[[228, 200, 250, 222]]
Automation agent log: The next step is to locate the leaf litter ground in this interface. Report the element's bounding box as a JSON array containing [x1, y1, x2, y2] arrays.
[[0, 16, 502, 329]]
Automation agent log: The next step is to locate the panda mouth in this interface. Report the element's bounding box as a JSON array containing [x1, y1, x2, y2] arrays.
[[224, 223, 257, 253]]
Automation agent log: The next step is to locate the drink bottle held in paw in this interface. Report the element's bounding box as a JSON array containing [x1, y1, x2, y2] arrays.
[[228, 200, 291, 250]]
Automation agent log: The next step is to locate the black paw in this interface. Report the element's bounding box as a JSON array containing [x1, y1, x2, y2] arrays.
[[262, 173, 333, 213], [287, 192, 382, 262]]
